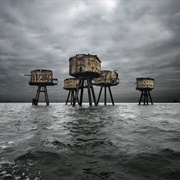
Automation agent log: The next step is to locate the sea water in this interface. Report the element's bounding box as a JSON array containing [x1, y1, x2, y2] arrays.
[[0, 103, 180, 180]]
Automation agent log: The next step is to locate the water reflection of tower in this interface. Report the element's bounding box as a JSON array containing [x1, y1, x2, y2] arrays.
[[69, 54, 101, 107], [65, 108, 108, 151], [63, 78, 79, 105], [94, 70, 119, 105], [135, 77, 155, 105], [28, 69, 58, 105]]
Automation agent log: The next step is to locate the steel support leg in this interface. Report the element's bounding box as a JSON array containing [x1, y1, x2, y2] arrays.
[[139, 91, 143, 105], [104, 87, 107, 105], [97, 86, 103, 105], [44, 86, 49, 105], [66, 91, 71, 105], [108, 86, 114, 105], [87, 78, 92, 107], [148, 90, 153, 105]]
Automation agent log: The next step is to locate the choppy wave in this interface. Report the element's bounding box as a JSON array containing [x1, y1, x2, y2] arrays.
[[0, 103, 180, 179], [1, 148, 180, 180]]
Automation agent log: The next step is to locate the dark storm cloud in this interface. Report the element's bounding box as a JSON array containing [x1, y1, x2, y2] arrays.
[[0, 0, 179, 102]]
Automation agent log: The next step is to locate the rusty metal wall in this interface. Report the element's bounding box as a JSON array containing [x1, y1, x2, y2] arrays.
[[69, 57, 77, 75], [31, 70, 53, 83], [84, 57, 101, 73], [64, 79, 79, 89], [69, 54, 101, 75], [94, 71, 119, 85], [136, 79, 155, 89]]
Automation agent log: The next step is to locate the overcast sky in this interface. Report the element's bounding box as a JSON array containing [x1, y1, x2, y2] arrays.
[[0, 0, 179, 103]]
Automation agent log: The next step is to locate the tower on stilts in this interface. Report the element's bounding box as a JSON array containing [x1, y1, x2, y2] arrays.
[[136, 77, 154, 105], [28, 69, 58, 105], [69, 54, 101, 107], [63, 78, 79, 105], [94, 70, 119, 105]]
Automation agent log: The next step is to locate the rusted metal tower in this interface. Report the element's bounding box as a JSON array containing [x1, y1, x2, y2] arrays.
[[136, 77, 155, 105], [63, 78, 79, 105], [69, 54, 101, 107], [28, 69, 58, 105], [94, 70, 119, 105]]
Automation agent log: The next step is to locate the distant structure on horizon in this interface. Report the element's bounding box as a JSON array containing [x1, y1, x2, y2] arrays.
[[63, 78, 79, 105], [69, 54, 101, 106], [94, 70, 119, 105], [135, 77, 154, 105], [28, 69, 58, 105]]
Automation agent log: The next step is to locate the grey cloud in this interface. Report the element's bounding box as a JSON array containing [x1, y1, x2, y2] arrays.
[[0, 0, 179, 102]]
